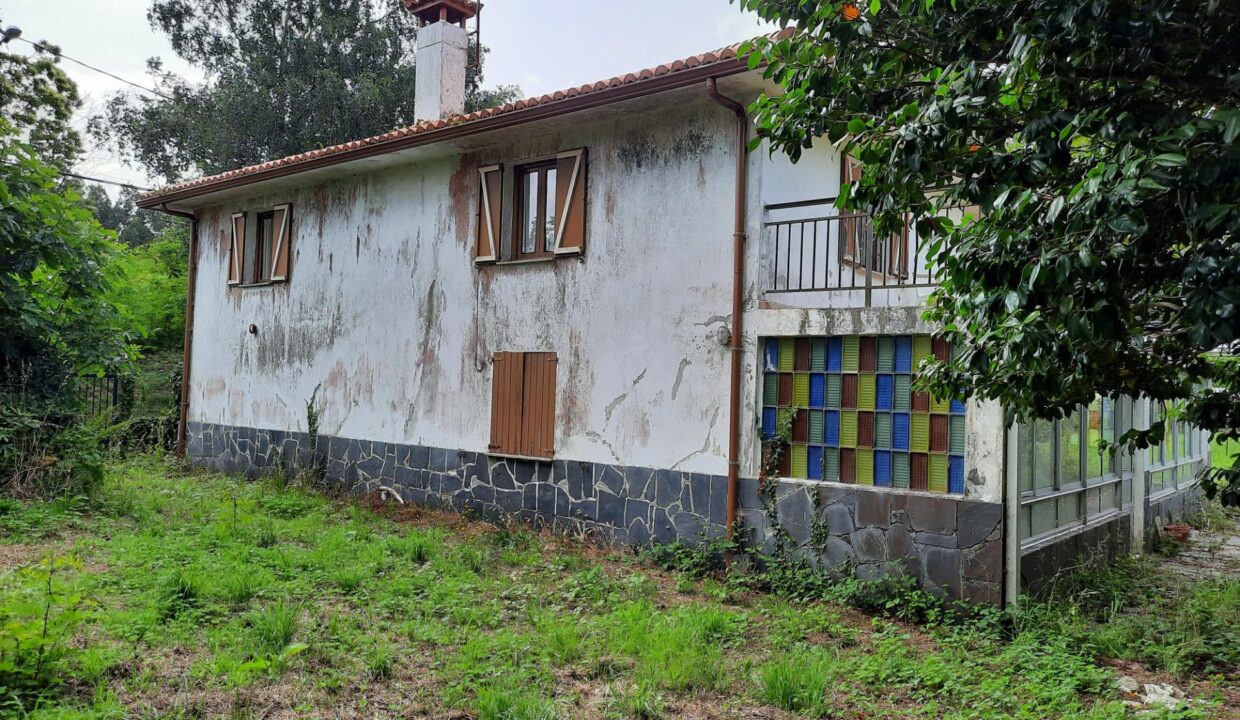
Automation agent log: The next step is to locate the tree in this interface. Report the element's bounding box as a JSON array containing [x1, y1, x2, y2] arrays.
[[0, 39, 81, 167], [740, 0, 1240, 504], [94, 0, 521, 182]]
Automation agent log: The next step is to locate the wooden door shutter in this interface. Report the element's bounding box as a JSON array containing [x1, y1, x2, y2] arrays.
[[229, 212, 246, 285], [519, 352, 557, 457], [488, 351, 558, 458], [270, 203, 292, 282], [552, 148, 587, 256], [476, 164, 502, 263]]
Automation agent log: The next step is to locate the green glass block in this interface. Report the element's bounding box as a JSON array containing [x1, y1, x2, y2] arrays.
[[762, 374, 778, 406], [930, 395, 951, 414], [892, 452, 910, 488], [876, 337, 895, 372], [913, 335, 933, 365], [893, 375, 912, 411], [778, 407, 795, 432], [826, 375, 842, 408], [858, 374, 876, 410], [841, 411, 858, 447], [949, 415, 965, 454], [794, 374, 810, 407], [875, 413, 892, 449], [824, 448, 840, 482], [791, 444, 808, 479], [856, 448, 874, 485], [928, 454, 948, 492], [779, 338, 796, 372], [810, 339, 826, 372], [842, 336, 860, 371], [910, 413, 930, 452], [809, 410, 825, 444]]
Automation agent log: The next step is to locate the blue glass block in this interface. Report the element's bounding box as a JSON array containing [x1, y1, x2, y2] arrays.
[[762, 408, 777, 439], [876, 374, 893, 410], [825, 410, 840, 446], [764, 339, 779, 371], [892, 413, 910, 450], [950, 399, 967, 415], [807, 446, 824, 480], [894, 336, 913, 373], [948, 455, 965, 493], [874, 450, 892, 487], [809, 373, 826, 407], [827, 337, 843, 372]]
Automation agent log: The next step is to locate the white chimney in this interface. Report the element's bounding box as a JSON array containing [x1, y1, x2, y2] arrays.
[[403, 0, 477, 122]]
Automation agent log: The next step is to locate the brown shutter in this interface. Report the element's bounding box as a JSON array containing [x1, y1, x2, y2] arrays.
[[489, 352, 523, 455], [476, 165, 502, 263], [520, 352, 557, 457], [229, 212, 246, 285], [270, 203, 292, 282], [552, 148, 586, 256]]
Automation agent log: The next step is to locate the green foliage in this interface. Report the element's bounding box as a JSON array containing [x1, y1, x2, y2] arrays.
[[105, 227, 188, 352], [0, 557, 89, 713], [94, 0, 522, 182], [0, 41, 80, 167], [741, 0, 1240, 505], [758, 647, 833, 716]]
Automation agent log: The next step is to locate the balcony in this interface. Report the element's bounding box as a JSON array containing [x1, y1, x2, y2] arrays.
[[761, 198, 937, 309]]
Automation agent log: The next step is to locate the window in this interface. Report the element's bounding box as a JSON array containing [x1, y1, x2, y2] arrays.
[[475, 148, 587, 263], [1148, 400, 1206, 493], [228, 204, 292, 286], [489, 352, 557, 458], [837, 156, 909, 279]]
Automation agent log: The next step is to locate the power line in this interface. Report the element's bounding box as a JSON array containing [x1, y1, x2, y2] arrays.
[[60, 170, 150, 191], [15, 36, 172, 101]]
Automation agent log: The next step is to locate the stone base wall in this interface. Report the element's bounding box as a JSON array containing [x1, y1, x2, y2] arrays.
[[186, 421, 1004, 604], [1020, 514, 1133, 592], [1146, 483, 1204, 547]]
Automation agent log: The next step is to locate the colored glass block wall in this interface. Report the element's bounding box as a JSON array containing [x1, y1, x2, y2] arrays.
[[760, 335, 967, 494]]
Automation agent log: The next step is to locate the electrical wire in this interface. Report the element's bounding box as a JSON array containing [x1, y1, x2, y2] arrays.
[[15, 36, 172, 101]]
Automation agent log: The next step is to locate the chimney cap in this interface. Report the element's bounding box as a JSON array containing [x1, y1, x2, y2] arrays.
[[402, 0, 479, 26]]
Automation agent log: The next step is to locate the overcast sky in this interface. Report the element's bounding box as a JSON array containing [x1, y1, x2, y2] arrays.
[[1, 0, 769, 193]]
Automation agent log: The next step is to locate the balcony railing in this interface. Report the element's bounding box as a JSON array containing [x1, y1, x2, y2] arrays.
[[764, 198, 937, 307]]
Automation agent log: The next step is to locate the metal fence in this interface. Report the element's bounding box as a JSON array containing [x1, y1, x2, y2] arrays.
[[77, 375, 122, 420]]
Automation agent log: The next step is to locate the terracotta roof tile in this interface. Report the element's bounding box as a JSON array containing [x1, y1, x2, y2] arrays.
[[140, 33, 778, 203]]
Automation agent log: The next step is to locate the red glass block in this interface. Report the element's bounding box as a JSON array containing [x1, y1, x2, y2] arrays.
[[933, 336, 951, 362], [910, 453, 929, 490], [778, 447, 792, 477], [857, 411, 874, 448], [911, 389, 929, 412], [779, 374, 793, 406], [930, 414, 949, 453], [795, 337, 811, 372], [859, 336, 877, 372], [793, 409, 809, 443], [840, 448, 856, 484], [842, 374, 858, 408]]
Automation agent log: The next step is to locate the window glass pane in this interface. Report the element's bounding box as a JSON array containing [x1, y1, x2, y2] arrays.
[[1031, 499, 1055, 536], [1034, 420, 1055, 490], [258, 215, 273, 282], [1177, 418, 1188, 462], [1102, 398, 1117, 475], [1017, 423, 1034, 493], [1059, 411, 1082, 487], [1085, 487, 1101, 517], [1019, 505, 1031, 541], [1149, 402, 1164, 466], [521, 171, 538, 254], [543, 167, 557, 252], [1087, 399, 1104, 479], [1057, 492, 1081, 529]]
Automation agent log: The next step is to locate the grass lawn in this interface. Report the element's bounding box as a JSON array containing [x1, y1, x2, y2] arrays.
[[1, 459, 1237, 719]]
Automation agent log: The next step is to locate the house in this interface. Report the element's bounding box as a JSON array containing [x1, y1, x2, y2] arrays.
[[137, 0, 1208, 605]]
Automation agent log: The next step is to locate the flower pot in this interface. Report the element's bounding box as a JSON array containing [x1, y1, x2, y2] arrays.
[[1164, 523, 1192, 543]]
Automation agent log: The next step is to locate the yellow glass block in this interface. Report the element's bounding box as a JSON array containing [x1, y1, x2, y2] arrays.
[[856, 448, 874, 485], [778, 408, 795, 434], [910, 413, 930, 452], [841, 411, 858, 447], [931, 395, 951, 414], [928, 454, 949, 493], [793, 373, 810, 407], [842, 336, 860, 372], [858, 374, 876, 410], [791, 444, 808, 479], [779, 338, 795, 372], [913, 335, 933, 365]]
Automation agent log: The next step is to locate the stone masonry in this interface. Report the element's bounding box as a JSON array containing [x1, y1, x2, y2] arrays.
[[187, 421, 1005, 604]]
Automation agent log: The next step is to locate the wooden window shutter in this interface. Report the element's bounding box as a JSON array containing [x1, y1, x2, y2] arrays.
[[270, 203, 292, 282], [229, 212, 246, 286], [552, 148, 587, 256], [519, 352, 557, 457], [476, 164, 502, 263], [488, 351, 558, 458]]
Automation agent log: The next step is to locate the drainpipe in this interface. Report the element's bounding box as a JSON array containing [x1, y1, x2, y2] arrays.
[[706, 78, 748, 542], [160, 204, 198, 458]]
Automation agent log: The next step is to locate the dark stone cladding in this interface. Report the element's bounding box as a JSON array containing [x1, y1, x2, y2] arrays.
[[186, 421, 1005, 604]]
